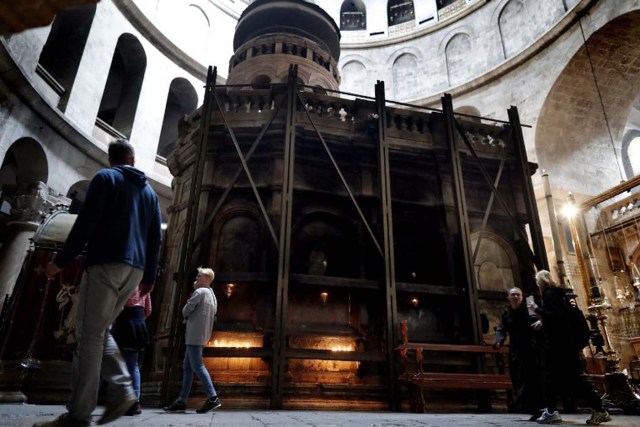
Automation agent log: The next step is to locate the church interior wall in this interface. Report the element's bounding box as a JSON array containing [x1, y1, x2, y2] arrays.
[[133, 0, 243, 79], [0, 0, 208, 201]]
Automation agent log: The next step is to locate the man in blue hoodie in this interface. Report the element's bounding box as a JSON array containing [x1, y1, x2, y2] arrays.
[[36, 140, 162, 427]]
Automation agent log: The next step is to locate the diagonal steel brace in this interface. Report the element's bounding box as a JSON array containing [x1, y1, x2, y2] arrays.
[[296, 92, 384, 258]]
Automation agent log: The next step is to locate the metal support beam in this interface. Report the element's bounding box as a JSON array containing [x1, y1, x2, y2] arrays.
[[471, 157, 506, 265], [375, 81, 398, 410], [194, 94, 286, 248], [297, 92, 383, 257], [161, 66, 217, 404], [271, 65, 298, 409], [208, 90, 280, 248], [441, 94, 482, 344], [453, 120, 537, 265], [508, 106, 549, 271]]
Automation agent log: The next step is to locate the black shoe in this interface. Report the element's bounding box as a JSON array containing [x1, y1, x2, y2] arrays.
[[97, 392, 137, 425], [196, 396, 221, 413], [124, 401, 142, 416], [164, 399, 186, 412], [33, 413, 90, 427]]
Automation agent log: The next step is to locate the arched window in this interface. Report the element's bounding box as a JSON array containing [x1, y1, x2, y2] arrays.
[[445, 33, 473, 86], [387, 0, 415, 26], [178, 4, 210, 63], [157, 78, 198, 159], [251, 75, 271, 89], [392, 53, 418, 101], [0, 137, 48, 188], [291, 214, 360, 278], [436, 0, 458, 9], [340, 0, 366, 31], [626, 136, 640, 178], [341, 60, 368, 97], [216, 215, 259, 273], [37, 5, 96, 109], [96, 34, 147, 138]]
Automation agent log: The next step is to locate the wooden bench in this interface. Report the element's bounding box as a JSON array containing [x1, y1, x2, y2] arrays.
[[396, 320, 512, 413]]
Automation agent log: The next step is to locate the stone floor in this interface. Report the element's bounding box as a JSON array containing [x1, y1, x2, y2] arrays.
[[0, 404, 639, 426]]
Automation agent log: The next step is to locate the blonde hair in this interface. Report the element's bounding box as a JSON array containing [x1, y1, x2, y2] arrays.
[[535, 270, 558, 290], [197, 267, 215, 284]]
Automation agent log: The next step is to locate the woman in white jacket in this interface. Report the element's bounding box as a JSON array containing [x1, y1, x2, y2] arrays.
[[164, 267, 221, 414]]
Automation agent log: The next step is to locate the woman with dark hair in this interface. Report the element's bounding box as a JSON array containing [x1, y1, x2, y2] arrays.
[[112, 286, 152, 416], [531, 270, 610, 425]]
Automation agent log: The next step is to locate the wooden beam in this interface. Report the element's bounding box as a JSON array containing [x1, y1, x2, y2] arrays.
[[579, 174, 640, 210]]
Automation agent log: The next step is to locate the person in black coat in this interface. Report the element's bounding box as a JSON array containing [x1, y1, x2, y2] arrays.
[[493, 287, 543, 418], [530, 270, 611, 425]]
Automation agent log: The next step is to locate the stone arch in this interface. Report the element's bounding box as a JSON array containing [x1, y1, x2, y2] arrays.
[[340, 0, 366, 31], [157, 78, 198, 159], [387, 0, 415, 27], [210, 206, 262, 273], [393, 216, 450, 286], [392, 53, 418, 101], [66, 180, 90, 214], [251, 74, 271, 89], [37, 4, 96, 109], [0, 137, 48, 188], [445, 32, 472, 87], [291, 212, 360, 278], [96, 33, 147, 139], [179, 4, 210, 63], [340, 60, 367, 96], [621, 129, 640, 180], [471, 231, 520, 292], [536, 11, 640, 195], [497, 0, 563, 58], [244, 64, 278, 87], [454, 105, 482, 123]]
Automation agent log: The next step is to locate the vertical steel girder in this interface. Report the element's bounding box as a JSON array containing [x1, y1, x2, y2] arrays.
[[271, 65, 298, 409], [375, 81, 399, 410], [441, 94, 482, 344], [508, 106, 549, 271], [161, 66, 217, 404]]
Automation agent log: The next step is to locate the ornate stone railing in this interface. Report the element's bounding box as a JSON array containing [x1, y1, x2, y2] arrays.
[[207, 86, 512, 156]]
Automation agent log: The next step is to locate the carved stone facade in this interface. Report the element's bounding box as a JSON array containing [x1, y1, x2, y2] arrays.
[[156, 0, 544, 410]]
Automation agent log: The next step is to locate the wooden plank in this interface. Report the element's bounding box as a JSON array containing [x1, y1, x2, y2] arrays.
[[400, 373, 510, 382], [203, 347, 272, 358], [409, 380, 511, 390], [285, 348, 386, 362], [395, 343, 508, 354]]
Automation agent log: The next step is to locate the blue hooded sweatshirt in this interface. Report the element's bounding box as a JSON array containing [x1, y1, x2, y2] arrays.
[[54, 165, 162, 284]]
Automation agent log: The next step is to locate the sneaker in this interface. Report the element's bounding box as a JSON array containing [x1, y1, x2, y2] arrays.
[[536, 409, 562, 424], [529, 409, 545, 422], [586, 410, 612, 425], [196, 396, 221, 413], [124, 401, 142, 416], [164, 399, 186, 413], [33, 413, 90, 427]]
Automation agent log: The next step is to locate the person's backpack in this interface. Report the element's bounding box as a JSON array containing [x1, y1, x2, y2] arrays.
[[565, 298, 591, 350]]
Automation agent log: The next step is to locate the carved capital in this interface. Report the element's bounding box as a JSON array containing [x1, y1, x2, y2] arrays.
[[2, 181, 70, 224]]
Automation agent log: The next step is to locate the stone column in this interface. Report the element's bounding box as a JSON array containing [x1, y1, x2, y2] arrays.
[[0, 182, 69, 301]]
